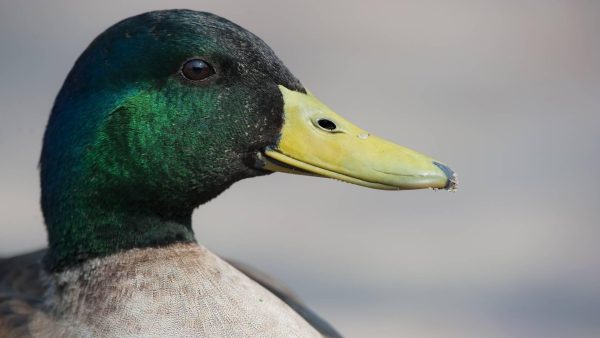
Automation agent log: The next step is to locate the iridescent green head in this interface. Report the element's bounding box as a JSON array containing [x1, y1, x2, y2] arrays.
[[41, 10, 455, 271], [41, 10, 303, 270]]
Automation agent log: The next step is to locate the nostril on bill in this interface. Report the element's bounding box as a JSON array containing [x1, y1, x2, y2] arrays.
[[433, 161, 458, 191], [317, 118, 337, 131]]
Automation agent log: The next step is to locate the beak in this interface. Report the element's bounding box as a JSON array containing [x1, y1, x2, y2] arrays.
[[258, 85, 457, 191]]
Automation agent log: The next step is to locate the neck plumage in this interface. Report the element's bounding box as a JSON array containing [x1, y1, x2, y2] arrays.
[[40, 90, 203, 272], [42, 182, 197, 272]]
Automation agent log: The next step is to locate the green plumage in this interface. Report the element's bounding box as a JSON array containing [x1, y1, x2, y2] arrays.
[[1, 8, 456, 337], [41, 10, 305, 271]]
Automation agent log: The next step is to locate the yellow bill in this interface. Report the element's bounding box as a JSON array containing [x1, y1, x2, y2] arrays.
[[259, 85, 457, 191]]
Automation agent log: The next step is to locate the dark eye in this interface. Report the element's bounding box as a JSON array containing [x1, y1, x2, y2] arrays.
[[181, 59, 215, 81]]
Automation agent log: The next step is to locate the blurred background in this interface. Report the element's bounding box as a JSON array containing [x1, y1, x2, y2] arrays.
[[1, 1, 599, 337]]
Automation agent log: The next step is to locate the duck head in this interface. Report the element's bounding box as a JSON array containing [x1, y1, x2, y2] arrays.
[[41, 10, 456, 271]]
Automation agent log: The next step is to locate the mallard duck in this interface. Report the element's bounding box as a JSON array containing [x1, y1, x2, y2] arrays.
[[0, 9, 456, 338]]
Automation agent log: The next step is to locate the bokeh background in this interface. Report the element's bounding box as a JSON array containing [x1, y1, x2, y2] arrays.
[[1, 1, 599, 337]]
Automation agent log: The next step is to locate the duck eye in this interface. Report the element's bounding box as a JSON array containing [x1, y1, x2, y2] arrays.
[[181, 59, 215, 81], [317, 118, 337, 131]]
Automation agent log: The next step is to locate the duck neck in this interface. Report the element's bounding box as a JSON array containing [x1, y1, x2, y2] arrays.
[[42, 182, 198, 272]]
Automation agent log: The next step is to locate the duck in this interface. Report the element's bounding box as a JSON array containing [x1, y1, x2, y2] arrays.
[[0, 9, 456, 338]]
